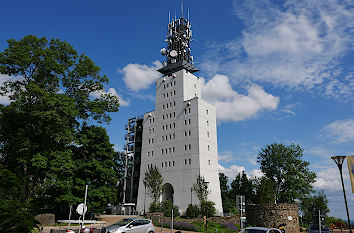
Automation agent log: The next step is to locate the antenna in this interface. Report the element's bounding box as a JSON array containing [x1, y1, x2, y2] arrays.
[[181, 0, 183, 18], [169, 11, 170, 22], [188, 9, 189, 20]]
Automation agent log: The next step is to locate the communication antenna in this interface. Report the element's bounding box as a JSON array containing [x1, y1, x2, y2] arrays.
[[188, 9, 189, 20], [181, 0, 183, 18], [169, 11, 170, 22]]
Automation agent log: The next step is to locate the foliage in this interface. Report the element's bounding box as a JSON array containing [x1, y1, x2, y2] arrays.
[[300, 191, 330, 225], [148, 202, 161, 213], [257, 143, 316, 203], [160, 200, 179, 217], [0, 35, 120, 217], [254, 177, 276, 204], [173, 221, 199, 231], [221, 222, 238, 231], [0, 169, 40, 233], [200, 200, 216, 217], [229, 171, 256, 206], [144, 166, 163, 204], [185, 204, 200, 218], [113, 151, 126, 205], [219, 173, 235, 213], [193, 175, 211, 203]]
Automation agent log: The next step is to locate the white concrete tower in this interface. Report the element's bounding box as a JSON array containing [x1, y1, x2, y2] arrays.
[[136, 12, 223, 216]]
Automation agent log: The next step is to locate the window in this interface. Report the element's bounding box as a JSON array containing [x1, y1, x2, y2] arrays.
[[170, 91, 172, 96], [184, 159, 187, 165], [208, 145, 210, 151], [149, 119, 152, 123], [163, 115, 165, 120], [173, 161, 175, 166], [208, 160, 211, 166], [189, 130, 191, 136], [153, 118, 154, 123], [165, 148, 168, 153], [207, 131, 210, 137], [173, 112, 175, 117], [169, 161, 171, 167], [174, 81, 176, 85], [167, 93, 168, 97], [151, 138, 154, 143], [164, 84, 166, 89], [148, 152, 150, 157], [173, 133, 175, 139], [167, 83, 169, 88], [163, 93, 165, 98], [174, 101, 176, 106], [194, 84, 196, 88], [184, 120, 187, 125], [166, 104, 168, 109], [189, 119, 191, 124], [165, 162, 167, 167], [151, 151, 154, 156], [189, 144, 191, 150], [169, 113, 172, 118], [206, 109, 209, 115], [148, 139, 150, 144], [184, 145, 187, 150], [162, 163, 164, 167], [152, 128, 154, 133], [207, 120, 209, 126], [184, 109, 187, 114], [169, 148, 172, 153], [149, 129, 151, 134], [173, 123, 176, 128], [174, 90, 176, 95], [169, 134, 172, 140], [184, 131, 187, 137], [170, 102, 172, 107], [188, 108, 191, 113], [162, 136, 164, 141], [189, 159, 191, 164], [162, 149, 164, 155], [173, 147, 175, 152], [162, 125, 165, 130]]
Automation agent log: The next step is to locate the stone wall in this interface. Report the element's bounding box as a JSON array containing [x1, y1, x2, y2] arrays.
[[246, 204, 299, 233], [35, 213, 55, 226]]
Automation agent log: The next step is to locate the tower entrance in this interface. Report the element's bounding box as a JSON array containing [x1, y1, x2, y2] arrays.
[[162, 183, 174, 202]]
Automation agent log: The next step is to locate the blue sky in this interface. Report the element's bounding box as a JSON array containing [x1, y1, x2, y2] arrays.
[[1, 0, 354, 219]]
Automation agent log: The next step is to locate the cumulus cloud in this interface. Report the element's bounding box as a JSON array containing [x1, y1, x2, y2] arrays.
[[90, 87, 130, 106], [201, 0, 354, 98], [313, 167, 344, 192], [120, 61, 162, 92], [202, 75, 279, 122], [218, 164, 263, 180], [320, 119, 354, 143]]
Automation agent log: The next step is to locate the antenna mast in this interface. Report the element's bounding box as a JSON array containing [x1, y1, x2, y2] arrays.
[[181, 0, 183, 18]]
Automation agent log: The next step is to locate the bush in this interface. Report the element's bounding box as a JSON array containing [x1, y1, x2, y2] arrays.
[[186, 204, 200, 218], [161, 200, 179, 217], [221, 222, 238, 231], [174, 221, 199, 231], [149, 202, 161, 213], [200, 200, 216, 217]]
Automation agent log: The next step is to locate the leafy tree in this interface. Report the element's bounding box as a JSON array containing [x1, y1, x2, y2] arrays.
[[186, 204, 200, 218], [144, 166, 163, 204], [229, 171, 256, 205], [300, 191, 329, 225], [257, 143, 316, 203], [0, 169, 40, 232], [254, 177, 276, 204], [0, 35, 119, 217], [200, 200, 216, 217], [219, 173, 234, 213], [193, 175, 211, 203], [113, 151, 126, 204]]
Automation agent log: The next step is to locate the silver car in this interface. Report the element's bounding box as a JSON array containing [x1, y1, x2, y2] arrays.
[[102, 218, 155, 233], [240, 227, 282, 233]]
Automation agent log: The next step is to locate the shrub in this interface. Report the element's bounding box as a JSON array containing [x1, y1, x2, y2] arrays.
[[186, 204, 200, 218], [160, 200, 179, 217], [149, 202, 161, 213], [221, 222, 238, 231], [200, 200, 216, 217], [174, 221, 199, 231]]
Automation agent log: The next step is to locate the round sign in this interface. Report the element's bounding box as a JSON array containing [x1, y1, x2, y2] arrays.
[[76, 203, 87, 215]]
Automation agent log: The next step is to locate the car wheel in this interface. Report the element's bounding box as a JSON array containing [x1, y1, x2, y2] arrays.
[[149, 231, 154, 233]]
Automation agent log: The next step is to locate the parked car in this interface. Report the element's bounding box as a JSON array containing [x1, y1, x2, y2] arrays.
[[101, 218, 155, 233], [240, 227, 283, 233]]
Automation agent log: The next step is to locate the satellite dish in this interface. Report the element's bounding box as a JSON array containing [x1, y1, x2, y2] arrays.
[[160, 48, 167, 55], [76, 203, 87, 215], [170, 50, 178, 57]]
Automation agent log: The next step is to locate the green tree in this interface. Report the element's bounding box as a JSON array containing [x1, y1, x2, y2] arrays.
[[229, 171, 256, 205], [257, 143, 316, 203], [144, 166, 163, 204], [193, 175, 211, 203], [0, 169, 40, 232], [186, 204, 200, 218], [113, 151, 126, 204], [300, 191, 329, 225], [160, 200, 179, 217], [0, 35, 120, 217], [219, 173, 234, 213], [200, 200, 216, 217], [254, 177, 276, 204]]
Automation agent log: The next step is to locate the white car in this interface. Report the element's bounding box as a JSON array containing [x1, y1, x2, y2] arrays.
[[102, 218, 155, 233], [240, 227, 283, 233]]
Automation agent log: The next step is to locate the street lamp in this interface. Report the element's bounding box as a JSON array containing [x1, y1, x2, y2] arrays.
[[143, 182, 147, 216], [331, 155, 352, 233], [190, 187, 193, 205]]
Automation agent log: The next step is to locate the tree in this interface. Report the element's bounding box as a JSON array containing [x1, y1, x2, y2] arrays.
[[143, 166, 163, 204], [193, 175, 211, 203], [200, 200, 216, 217], [300, 191, 329, 225], [113, 151, 126, 204], [229, 171, 256, 205], [0, 169, 40, 232], [0, 35, 120, 217], [257, 143, 316, 203], [219, 173, 234, 213], [253, 177, 276, 204], [186, 204, 200, 218]]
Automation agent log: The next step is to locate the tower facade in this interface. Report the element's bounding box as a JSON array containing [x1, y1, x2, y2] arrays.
[[135, 14, 223, 215]]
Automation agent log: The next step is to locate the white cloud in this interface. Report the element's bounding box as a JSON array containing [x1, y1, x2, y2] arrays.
[[202, 74, 279, 122], [307, 146, 333, 157], [218, 164, 263, 180], [202, 0, 354, 98], [218, 154, 234, 163], [321, 119, 354, 143], [90, 87, 130, 106], [313, 167, 343, 191], [120, 61, 162, 92]]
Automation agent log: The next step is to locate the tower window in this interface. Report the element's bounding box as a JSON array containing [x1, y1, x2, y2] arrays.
[[184, 145, 187, 151], [173, 123, 176, 128], [174, 101, 176, 106], [164, 84, 166, 89], [194, 84, 196, 88], [167, 93, 169, 97], [208, 160, 211, 166], [206, 109, 209, 115], [163, 115, 165, 120], [148, 152, 150, 157], [189, 144, 191, 150], [189, 119, 191, 124], [184, 159, 187, 165], [174, 90, 176, 95], [174, 81, 176, 85], [184, 131, 187, 137], [207, 120, 209, 126], [184, 109, 187, 114], [173, 147, 175, 152], [189, 130, 191, 136], [165, 162, 167, 167], [162, 149, 164, 154], [173, 161, 175, 166], [207, 131, 210, 137], [162, 125, 165, 130], [151, 151, 154, 156], [173, 112, 175, 117], [208, 145, 210, 151], [189, 159, 191, 164], [162, 163, 164, 167], [188, 108, 191, 113]]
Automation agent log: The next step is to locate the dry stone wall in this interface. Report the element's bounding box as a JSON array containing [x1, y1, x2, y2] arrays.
[[246, 204, 299, 233]]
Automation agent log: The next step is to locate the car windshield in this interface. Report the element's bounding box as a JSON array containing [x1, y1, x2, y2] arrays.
[[114, 219, 133, 226], [244, 230, 267, 233]]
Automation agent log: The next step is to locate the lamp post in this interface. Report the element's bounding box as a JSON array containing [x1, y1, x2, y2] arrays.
[[331, 156, 352, 233], [143, 181, 146, 216]]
